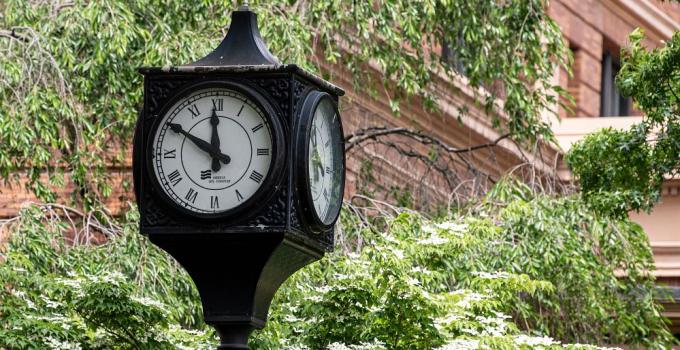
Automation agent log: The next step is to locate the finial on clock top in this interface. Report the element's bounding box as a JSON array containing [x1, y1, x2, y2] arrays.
[[187, 1, 279, 67]]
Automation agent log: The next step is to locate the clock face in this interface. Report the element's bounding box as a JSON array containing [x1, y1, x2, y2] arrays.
[[306, 96, 344, 225], [150, 87, 273, 215]]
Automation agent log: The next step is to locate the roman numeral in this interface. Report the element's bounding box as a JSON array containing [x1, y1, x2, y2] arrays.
[[323, 188, 329, 200], [326, 166, 332, 175], [185, 188, 198, 204], [167, 170, 182, 186], [257, 148, 269, 156], [235, 189, 244, 202], [210, 196, 219, 209], [237, 104, 244, 116], [163, 149, 176, 159], [188, 104, 200, 118], [251, 123, 263, 133], [249, 170, 264, 183], [212, 98, 223, 111]]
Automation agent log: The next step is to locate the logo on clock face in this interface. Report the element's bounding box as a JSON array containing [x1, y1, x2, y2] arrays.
[[151, 87, 274, 215], [200, 169, 212, 180]]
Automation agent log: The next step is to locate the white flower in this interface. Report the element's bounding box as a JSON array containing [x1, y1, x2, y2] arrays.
[[435, 221, 467, 232], [435, 313, 462, 326], [422, 225, 438, 234], [455, 292, 487, 308], [43, 336, 82, 350], [473, 271, 512, 279], [417, 235, 449, 245], [387, 247, 405, 259], [367, 305, 382, 313], [473, 314, 511, 336], [41, 296, 62, 309], [437, 339, 479, 350], [383, 234, 399, 244], [131, 296, 165, 309], [326, 341, 385, 350], [305, 295, 323, 303], [406, 277, 421, 286], [282, 346, 311, 350], [513, 334, 559, 347], [566, 345, 622, 350], [284, 315, 302, 323], [411, 266, 432, 275]]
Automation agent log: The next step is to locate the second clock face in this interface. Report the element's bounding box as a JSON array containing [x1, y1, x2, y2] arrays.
[[307, 96, 344, 225], [151, 87, 273, 215]]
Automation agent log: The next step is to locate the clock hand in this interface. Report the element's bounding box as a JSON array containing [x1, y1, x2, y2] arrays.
[[210, 108, 221, 172], [310, 128, 319, 179], [311, 130, 324, 178], [317, 151, 324, 178], [167, 123, 231, 164]]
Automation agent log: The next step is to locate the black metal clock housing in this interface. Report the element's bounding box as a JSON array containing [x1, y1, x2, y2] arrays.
[[132, 5, 344, 350], [144, 80, 286, 220]]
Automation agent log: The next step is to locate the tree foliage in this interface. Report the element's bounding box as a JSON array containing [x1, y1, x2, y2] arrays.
[[567, 29, 680, 215], [0, 205, 213, 349], [0, 0, 568, 208], [1, 180, 674, 349]]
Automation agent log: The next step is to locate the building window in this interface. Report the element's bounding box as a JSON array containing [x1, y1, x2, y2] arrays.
[[600, 51, 631, 117], [441, 35, 467, 76]]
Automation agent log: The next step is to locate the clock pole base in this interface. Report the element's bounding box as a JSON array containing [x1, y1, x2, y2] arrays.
[[214, 324, 253, 350]]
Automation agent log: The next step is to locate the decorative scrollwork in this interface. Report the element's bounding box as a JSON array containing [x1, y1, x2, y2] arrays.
[[251, 78, 291, 115], [146, 79, 193, 117]]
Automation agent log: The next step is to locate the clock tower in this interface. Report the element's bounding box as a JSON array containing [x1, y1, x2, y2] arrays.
[[132, 5, 345, 349]]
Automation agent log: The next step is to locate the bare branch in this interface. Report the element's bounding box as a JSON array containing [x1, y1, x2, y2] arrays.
[[0, 29, 30, 42], [344, 126, 511, 154]]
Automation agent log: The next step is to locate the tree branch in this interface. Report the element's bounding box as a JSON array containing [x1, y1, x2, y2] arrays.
[[0, 28, 30, 42], [344, 126, 511, 154], [345, 125, 505, 208]]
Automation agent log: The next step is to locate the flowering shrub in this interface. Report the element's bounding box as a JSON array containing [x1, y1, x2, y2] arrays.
[[253, 183, 671, 348], [0, 206, 214, 349], [0, 181, 674, 349]]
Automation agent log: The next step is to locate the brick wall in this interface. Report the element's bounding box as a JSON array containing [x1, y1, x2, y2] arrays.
[[550, 0, 676, 118]]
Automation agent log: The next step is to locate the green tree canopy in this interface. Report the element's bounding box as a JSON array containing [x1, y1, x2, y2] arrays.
[[567, 29, 680, 216], [0, 0, 568, 208]]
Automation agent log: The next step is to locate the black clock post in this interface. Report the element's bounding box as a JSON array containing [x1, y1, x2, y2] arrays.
[[132, 5, 345, 350]]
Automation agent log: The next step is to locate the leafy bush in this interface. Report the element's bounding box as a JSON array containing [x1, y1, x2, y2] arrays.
[[256, 181, 672, 349], [0, 181, 674, 349], [0, 205, 214, 349]]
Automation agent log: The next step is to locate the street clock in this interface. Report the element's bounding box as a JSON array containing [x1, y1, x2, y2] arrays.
[[132, 5, 345, 350], [147, 82, 283, 218]]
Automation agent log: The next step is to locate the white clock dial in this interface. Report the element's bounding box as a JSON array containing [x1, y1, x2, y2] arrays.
[[151, 87, 273, 214], [307, 96, 344, 225]]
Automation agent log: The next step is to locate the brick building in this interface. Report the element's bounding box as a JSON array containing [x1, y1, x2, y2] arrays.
[[547, 0, 680, 337], [0, 0, 678, 341]]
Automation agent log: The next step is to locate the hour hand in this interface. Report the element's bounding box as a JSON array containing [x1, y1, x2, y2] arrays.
[[167, 123, 230, 164], [210, 109, 221, 171]]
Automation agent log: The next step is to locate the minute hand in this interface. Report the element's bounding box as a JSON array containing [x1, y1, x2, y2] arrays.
[[167, 123, 230, 164]]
